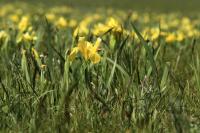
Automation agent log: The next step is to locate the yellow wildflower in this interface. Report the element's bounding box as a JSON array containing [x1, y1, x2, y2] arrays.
[[46, 13, 56, 21], [150, 28, 160, 41], [69, 37, 101, 64], [176, 32, 184, 42], [73, 27, 79, 38], [92, 23, 110, 36], [106, 17, 122, 33], [9, 14, 19, 23], [69, 19, 77, 28], [17, 32, 37, 43], [18, 16, 29, 32], [0, 31, 8, 40], [92, 17, 122, 36], [56, 17, 67, 28], [165, 33, 176, 43]]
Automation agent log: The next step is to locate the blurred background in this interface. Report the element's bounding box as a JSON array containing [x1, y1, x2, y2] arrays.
[[1, 0, 200, 12]]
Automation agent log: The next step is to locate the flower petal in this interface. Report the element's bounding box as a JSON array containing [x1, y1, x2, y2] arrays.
[[90, 53, 101, 64], [69, 47, 79, 61]]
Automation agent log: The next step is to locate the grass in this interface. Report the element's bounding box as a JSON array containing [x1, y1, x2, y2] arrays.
[[0, 1, 200, 133]]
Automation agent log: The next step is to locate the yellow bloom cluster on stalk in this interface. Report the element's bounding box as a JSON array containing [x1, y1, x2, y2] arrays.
[[69, 37, 102, 64], [142, 27, 160, 41], [56, 17, 67, 28], [17, 28, 37, 43], [93, 17, 122, 36], [18, 16, 29, 32], [165, 33, 176, 43]]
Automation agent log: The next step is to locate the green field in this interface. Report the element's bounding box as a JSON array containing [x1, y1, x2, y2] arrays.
[[0, 0, 200, 132], [2, 0, 200, 12]]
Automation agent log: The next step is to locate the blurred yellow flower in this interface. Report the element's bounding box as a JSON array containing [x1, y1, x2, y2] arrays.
[[46, 13, 56, 21], [151, 28, 160, 41], [165, 33, 176, 43], [17, 32, 37, 43], [9, 14, 19, 23], [18, 16, 29, 32], [106, 17, 122, 33], [73, 27, 79, 38], [176, 32, 184, 42], [92, 17, 122, 36], [93, 23, 110, 36], [142, 27, 160, 41], [69, 19, 77, 28], [56, 17, 67, 28]]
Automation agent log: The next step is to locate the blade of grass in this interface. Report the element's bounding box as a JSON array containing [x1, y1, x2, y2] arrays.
[[131, 23, 160, 90]]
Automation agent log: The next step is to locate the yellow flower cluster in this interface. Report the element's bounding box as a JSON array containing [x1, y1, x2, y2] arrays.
[[93, 17, 123, 36], [17, 27, 37, 43], [18, 16, 29, 32], [0, 3, 200, 64], [69, 37, 101, 64]]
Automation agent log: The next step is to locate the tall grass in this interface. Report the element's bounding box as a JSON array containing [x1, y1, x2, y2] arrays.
[[0, 2, 200, 133]]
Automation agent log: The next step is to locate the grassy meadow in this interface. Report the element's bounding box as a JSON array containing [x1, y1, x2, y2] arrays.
[[0, 0, 200, 132]]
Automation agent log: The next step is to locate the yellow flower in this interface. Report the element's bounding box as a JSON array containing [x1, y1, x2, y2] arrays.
[[131, 12, 139, 21], [176, 32, 184, 42], [77, 19, 91, 35], [45, 13, 56, 21], [165, 33, 176, 43], [18, 16, 29, 32], [69, 19, 77, 28], [73, 27, 79, 38], [9, 14, 19, 23], [92, 23, 110, 36], [150, 28, 160, 41], [69, 37, 101, 64], [23, 32, 33, 41], [17, 32, 37, 43], [56, 17, 67, 28], [106, 17, 122, 33], [69, 47, 79, 61], [89, 38, 101, 64], [92, 17, 122, 36], [142, 27, 160, 41]]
